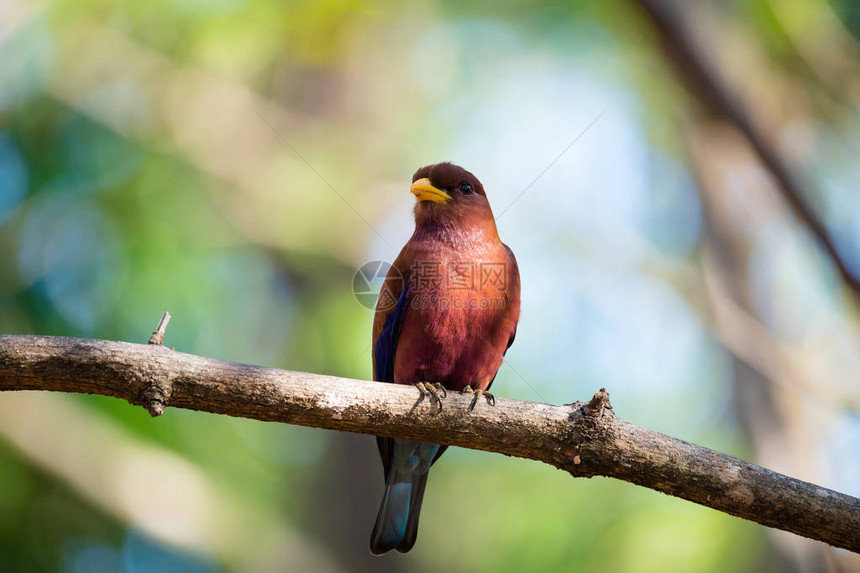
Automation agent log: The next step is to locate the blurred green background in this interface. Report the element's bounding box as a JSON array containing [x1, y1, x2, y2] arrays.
[[1, 0, 859, 571]]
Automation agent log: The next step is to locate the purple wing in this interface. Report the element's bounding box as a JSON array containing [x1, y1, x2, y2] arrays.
[[373, 277, 409, 383]]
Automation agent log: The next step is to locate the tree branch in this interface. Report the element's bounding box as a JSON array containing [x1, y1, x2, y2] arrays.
[[632, 0, 860, 300], [1, 334, 858, 552]]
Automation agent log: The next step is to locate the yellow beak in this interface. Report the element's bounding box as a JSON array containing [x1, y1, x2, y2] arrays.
[[410, 178, 451, 204]]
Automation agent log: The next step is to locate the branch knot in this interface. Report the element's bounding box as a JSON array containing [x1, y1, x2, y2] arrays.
[[584, 388, 612, 417], [141, 383, 167, 417]]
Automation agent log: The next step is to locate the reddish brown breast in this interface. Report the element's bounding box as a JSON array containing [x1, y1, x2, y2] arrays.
[[392, 234, 520, 392]]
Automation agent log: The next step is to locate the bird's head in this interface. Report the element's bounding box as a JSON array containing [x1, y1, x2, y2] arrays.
[[410, 162, 496, 230]]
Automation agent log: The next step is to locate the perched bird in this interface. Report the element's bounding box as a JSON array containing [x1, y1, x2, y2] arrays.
[[370, 162, 521, 555]]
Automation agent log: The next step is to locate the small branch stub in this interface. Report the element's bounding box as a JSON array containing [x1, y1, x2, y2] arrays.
[[585, 387, 612, 417], [148, 312, 171, 346], [144, 311, 171, 416], [144, 393, 165, 417]]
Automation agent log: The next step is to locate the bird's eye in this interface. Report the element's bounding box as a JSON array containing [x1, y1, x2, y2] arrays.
[[459, 183, 473, 195]]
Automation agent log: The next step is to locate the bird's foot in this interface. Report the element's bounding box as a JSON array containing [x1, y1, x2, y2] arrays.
[[415, 381, 447, 411], [462, 386, 494, 412]]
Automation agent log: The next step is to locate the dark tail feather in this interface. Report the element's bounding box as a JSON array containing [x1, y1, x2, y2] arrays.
[[370, 471, 412, 555], [370, 471, 430, 555], [396, 472, 429, 553]]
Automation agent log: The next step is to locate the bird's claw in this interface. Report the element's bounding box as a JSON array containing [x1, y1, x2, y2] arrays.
[[462, 386, 495, 411], [415, 381, 446, 411]]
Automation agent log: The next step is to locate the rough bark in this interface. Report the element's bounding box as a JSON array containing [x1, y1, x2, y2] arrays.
[[1, 334, 858, 552]]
